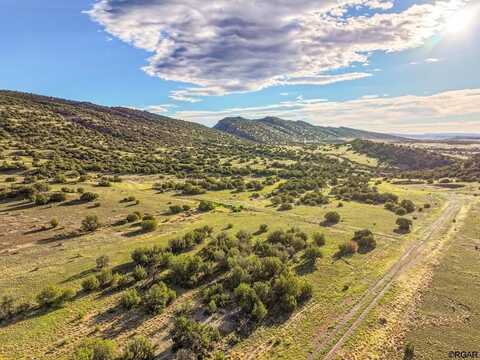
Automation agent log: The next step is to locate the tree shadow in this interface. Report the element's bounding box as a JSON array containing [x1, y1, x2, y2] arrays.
[[294, 260, 317, 276], [393, 228, 411, 235], [0, 201, 37, 212], [37, 231, 82, 244]]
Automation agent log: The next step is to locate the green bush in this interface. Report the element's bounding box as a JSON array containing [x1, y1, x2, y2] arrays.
[[96, 269, 113, 287], [120, 336, 156, 360], [80, 192, 99, 202], [133, 265, 147, 281], [126, 213, 139, 223], [50, 218, 59, 228], [170, 316, 220, 357], [312, 232, 326, 247], [352, 229, 376, 252], [81, 276, 100, 292], [142, 282, 176, 314], [81, 215, 100, 232], [198, 200, 215, 212], [36, 285, 73, 308], [96, 255, 109, 270], [141, 219, 158, 233], [338, 241, 358, 257], [121, 289, 141, 310], [72, 338, 118, 360], [324, 211, 340, 224]]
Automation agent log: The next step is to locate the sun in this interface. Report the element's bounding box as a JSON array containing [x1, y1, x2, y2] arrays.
[[445, 8, 476, 34]]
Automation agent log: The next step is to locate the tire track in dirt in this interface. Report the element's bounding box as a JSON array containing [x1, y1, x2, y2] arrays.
[[314, 196, 462, 360]]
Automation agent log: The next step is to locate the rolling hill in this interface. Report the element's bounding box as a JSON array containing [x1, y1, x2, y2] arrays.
[[214, 116, 406, 144], [0, 90, 251, 175]]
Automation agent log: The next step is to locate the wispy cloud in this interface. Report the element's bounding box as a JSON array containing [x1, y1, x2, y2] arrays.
[[88, 0, 467, 102], [170, 88, 480, 133]]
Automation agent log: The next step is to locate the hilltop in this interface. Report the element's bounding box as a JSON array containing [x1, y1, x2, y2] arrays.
[[214, 116, 406, 144]]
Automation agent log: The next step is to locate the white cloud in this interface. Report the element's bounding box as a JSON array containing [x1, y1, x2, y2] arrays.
[[88, 0, 467, 101], [171, 88, 480, 133], [424, 57, 441, 63], [411, 57, 442, 65], [144, 104, 177, 113]]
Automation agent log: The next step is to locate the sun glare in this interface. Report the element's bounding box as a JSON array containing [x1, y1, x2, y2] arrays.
[[445, 7, 476, 34]]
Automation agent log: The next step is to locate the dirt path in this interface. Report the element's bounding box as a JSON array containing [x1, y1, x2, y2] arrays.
[[311, 196, 463, 360]]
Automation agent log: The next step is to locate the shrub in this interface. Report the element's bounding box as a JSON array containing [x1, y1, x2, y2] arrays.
[[80, 192, 99, 202], [126, 213, 139, 223], [34, 194, 49, 205], [324, 211, 341, 224], [338, 241, 358, 257], [133, 265, 147, 281], [395, 207, 407, 216], [121, 336, 156, 360], [72, 338, 118, 360], [396, 217, 413, 233], [400, 199, 415, 213], [312, 232, 326, 247], [96, 255, 110, 270], [50, 218, 59, 228], [258, 224, 269, 233], [0, 295, 15, 321], [352, 229, 376, 252], [169, 205, 183, 214], [404, 342, 415, 360], [81, 215, 100, 232], [304, 246, 323, 264], [49, 192, 67, 202], [81, 276, 100, 292], [121, 289, 141, 309], [142, 282, 176, 314], [36, 285, 72, 308], [141, 219, 158, 233], [278, 203, 292, 211], [198, 200, 215, 212], [170, 316, 220, 357], [96, 269, 113, 287]]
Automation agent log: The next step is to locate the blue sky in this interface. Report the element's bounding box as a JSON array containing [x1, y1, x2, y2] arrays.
[[1, 0, 479, 133]]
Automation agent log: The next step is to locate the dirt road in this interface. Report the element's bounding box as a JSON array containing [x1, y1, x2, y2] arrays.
[[311, 196, 463, 360]]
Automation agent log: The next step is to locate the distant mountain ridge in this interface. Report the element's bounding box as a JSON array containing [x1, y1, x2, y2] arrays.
[[214, 116, 406, 144]]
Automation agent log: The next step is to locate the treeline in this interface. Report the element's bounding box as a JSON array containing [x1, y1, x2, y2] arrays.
[[350, 139, 453, 170]]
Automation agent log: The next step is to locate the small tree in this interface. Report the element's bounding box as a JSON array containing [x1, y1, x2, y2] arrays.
[[73, 338, 118, 360], [258, 224, 269, 233], [121, 336, 156, 360], [36, 285, 73, 308], [142, 282, 176, 314], [400, 199, 415, 213], [304, 246, 323, 265], [338, 241, 358, 257], [133, 265, 147, 281], [198, 200, 215, 212], [396, 217, 413, 233], [313, 232, 326, 247], [126, 213, 139, 223], [80, 192, 99, 202], [121, 289, 141, 309], [81, 276, 100, 292], [141, 219, 158, 233], [352, 229, 376, 252], [0, 295, 15, 321], [81, 215, 100, 232], [96, 255, 110, 270], [324, 211, 341, 224]]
